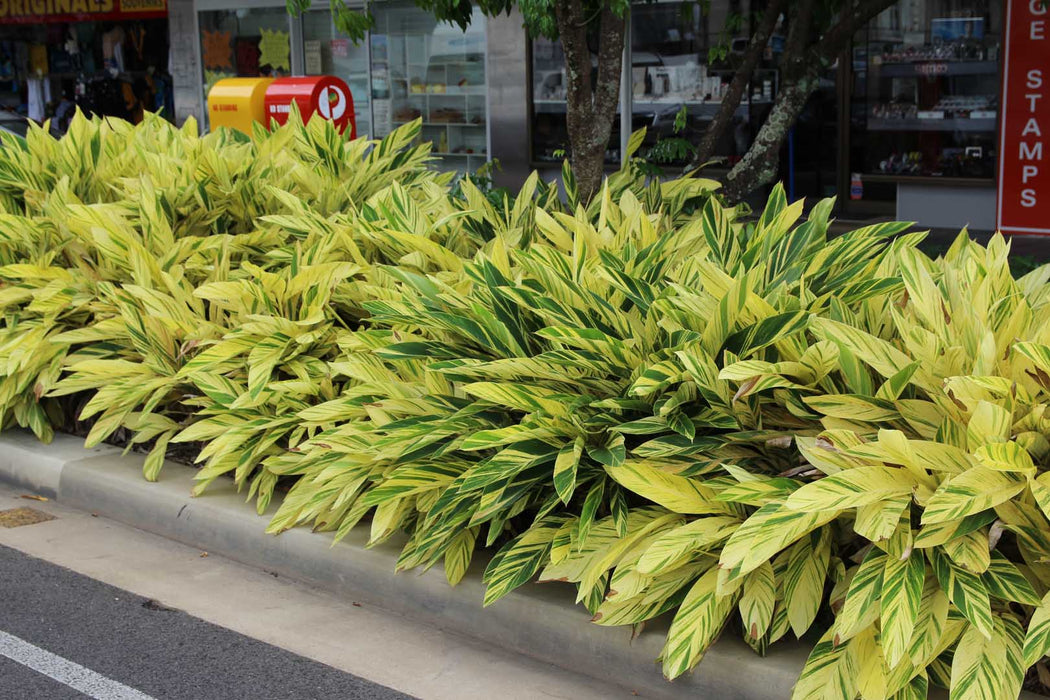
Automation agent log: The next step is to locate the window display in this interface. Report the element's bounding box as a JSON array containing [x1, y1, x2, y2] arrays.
[[628, 0, 770, 167], [530, 0, 774, 168], [850, 0, 1001, 181], [371, 2, 489, 172], [198, 8, 291, 106], [0, 18, 172, 136], [301, 9, 371, 138]]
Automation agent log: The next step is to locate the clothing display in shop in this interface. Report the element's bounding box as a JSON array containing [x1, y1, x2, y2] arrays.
[[235, 39, 260, 76], [28, 44, 47, 75], [26, 77, 44, 121], [102, 26, 125, 73]]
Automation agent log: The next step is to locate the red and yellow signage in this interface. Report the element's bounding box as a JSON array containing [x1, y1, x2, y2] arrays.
[[997, 0, 1050, 235], [208, 77, 356, 138], [0, 0, 167, 24], [207, 77, 273, 135], [264, 76, 355, 137]]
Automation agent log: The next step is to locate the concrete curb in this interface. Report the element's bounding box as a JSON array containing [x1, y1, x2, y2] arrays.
[[0, 430, 972, 700]]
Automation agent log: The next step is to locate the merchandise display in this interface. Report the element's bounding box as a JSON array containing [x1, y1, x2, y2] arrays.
[[0, 19, 172, 136], [371, 2, 489, 172], [850, 0, 1001, 182]]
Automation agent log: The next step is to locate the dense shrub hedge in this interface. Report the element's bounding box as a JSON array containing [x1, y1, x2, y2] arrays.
[[3, 111, 1050, 699]]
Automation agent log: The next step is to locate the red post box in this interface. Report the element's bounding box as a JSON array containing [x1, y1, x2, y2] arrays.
[[263, 76, 356, 138]]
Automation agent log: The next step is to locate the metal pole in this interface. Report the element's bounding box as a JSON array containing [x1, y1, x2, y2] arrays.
[[620, 6, 632, 167]]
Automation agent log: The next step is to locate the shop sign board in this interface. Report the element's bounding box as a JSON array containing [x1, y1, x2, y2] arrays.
[[0, 0, 167, 23], [998, 0, 1050, 234]]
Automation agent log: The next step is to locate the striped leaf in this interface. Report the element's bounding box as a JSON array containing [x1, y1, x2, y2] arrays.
[[922, 468, 1026, 525], [950, 614, 1025, 700], [982, 551, 1040, 606], [881, 550, 926, 668], [660, 567, 739, 679], [791, 628, 860, 700], [836, 548, 887, 643], [929, 548, 994, 639], [785, 466, 914, 513], [740, 561, 776, 641], [553, 436, 584, 504], [636, 516, 740, 575], [783, 527, 832, 637], [1024, 590, 1050, 666], [720, 504, 839, 580], [605, 460, 729, 515]]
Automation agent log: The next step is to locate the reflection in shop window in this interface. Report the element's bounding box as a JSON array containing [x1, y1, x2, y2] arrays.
[[530, 1, 784, 169], [850, 0, 1002, 190], [371, 1, 489, 173], [301, 9, 372, 139]]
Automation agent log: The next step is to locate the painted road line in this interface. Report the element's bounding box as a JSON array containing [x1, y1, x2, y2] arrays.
[[0, 629, 156, 700]]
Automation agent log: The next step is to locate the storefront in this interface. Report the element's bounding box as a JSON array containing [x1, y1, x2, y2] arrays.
[[192, 0, 490, 172], [0, 0, 172, 137], [173, 0, 1040, 233]]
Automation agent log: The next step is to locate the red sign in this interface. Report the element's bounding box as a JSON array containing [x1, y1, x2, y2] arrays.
[[0, 0, 166, 24], [998, 0, 1050, 235], [263, 76, 356, 138]]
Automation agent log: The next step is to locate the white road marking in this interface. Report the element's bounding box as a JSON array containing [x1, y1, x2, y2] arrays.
[[0, 629, 156, 700]]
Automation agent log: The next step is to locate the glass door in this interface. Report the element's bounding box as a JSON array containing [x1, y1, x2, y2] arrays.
[[301, 9, 372, 138], [371, 1, 489, 172]]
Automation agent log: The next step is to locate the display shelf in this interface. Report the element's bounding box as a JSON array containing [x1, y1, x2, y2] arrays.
[[867, 117, 997, 132], [874, 60, 999, 78], [392, 120, 485, 128], [859, 173, 994, 186], [373, 16, 489, 172]]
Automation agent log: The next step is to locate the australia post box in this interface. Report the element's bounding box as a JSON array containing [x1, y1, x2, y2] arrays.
[[263, 76, 356, 137], [207, 78, 273, 135]]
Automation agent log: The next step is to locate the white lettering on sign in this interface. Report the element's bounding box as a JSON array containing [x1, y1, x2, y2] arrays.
[[1001, 1, 1048, 227], [317, 85, 347, 121]]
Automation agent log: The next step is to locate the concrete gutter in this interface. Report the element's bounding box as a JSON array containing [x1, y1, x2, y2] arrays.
[[0, 430, 1023, 700]]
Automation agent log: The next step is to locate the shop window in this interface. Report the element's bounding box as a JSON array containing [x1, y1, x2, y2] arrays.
[[530, 1, 781, 170], [370, 1, 489, 172], [530, 37, 623, 166], [198, 8, 291, 101], [0, 20, 172, 136], [850, 0, 1002, 189], [629, 0, 769, 169], [301, 9, 372, 138]]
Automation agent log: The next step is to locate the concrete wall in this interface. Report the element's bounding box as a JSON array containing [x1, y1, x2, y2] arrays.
[[896, 182, 997, 233], [485, 8, 531, 189], [169, 0, 203, 128]]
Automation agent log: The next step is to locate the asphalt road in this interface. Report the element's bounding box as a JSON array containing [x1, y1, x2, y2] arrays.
[[0, 545, 414, 700]]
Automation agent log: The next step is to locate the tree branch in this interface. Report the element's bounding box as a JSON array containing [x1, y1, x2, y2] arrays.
[[781, 0, 815, 82], [592, 6, 625, 130], [691, 0, 785, 166], [819, 0, 899, 61]]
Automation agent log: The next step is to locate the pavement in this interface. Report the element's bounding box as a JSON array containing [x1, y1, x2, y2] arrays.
[[0, 482, 631, 700]]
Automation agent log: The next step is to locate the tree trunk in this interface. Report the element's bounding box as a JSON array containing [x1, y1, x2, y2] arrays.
[[719, 69, 820, 204], [715, 0, 899, 203], [553, 0, 625, 202], [690, 0, 785, 168]]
